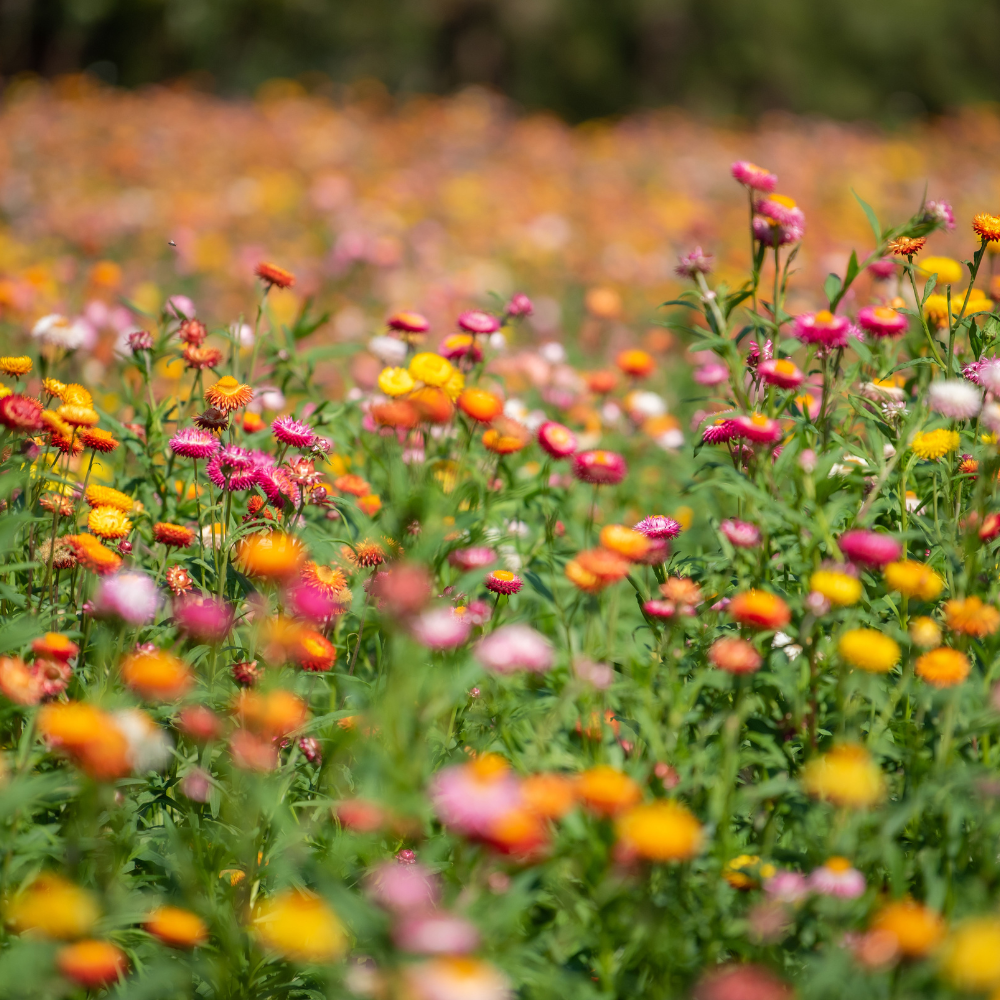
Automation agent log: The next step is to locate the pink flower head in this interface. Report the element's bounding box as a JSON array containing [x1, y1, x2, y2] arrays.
[[928, 379, 982, 419], [975, 359, 1000, 393], [448, 547, 496, 571], [702, 418, 738, 444], [475, 624, 554, 674], [286, 582, 337, 622], [756, 197, 801, 228], [764, 870, 809, 902], [695, 964, 792, 1000], [484, 570, 522, 596], [455, 600, 492, 627], [438, 335, 483, 363], [298, 736, 321, 764], [675, 246, 714, 279], [809, 858, 865, 899], [731, 413, 782, 444], [793, 311, 853, 348], [430, 756, 522, 836], [746, 339, 773, 369], [271, 415, 315, 449], [393, 913, 480, 955], [720, 519, 761, 548], [366, 860, 439, 913], [634, 515, 681, 540], [758, 358, 804, 389], [731, 161, 777, 192], [173, 595, 234, 643], [925, 199, 955, 230], [458, 310, 500, 335], [694, 363, 730, 386], [573, 659, 615, 689], [31, 658, 72, 699], [255, 465, 299, 506], [753, 213, 804, 247], [93, 571, 158, 625], [643, 600, 676, 619], [207, 446, 256, 491], [857, 305, 908, 339], [838, 530, 901, 567], [388, 311, 430, 334], [537, 421, 578, 458], [411, 608, 472, 650], [572, 449, 627, 485], [505, 293, 533, 318], [169, 427, 220, 460], [635, 538, 670, 565], [866, 258, 897, 280], [128, 330, 153, 352]]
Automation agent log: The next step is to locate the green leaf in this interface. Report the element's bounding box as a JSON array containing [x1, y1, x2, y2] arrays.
[[823, 272, 842, 306], [852, 190, 881, 242], [524, 571, 555, 603]]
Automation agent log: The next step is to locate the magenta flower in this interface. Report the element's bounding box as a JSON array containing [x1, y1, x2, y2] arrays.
[[448, 547, 496, 571], [731, 414, 782, 444], [169, 427, 220, 460], [537, 421, 578, 459], [809, 858, 865, 899], [857, 305, 908, 339], [366, 860, 439, 913], [753, 213, 804, 247], [393, 913, 480, 955], [643, 599, 676, 619], [484, 570, 523, 596], [572, 449, 627, 485], [634, 515, 681, 540], [206, 446, 256, 491], [505, 293, 533, 317], [271, 415, 315, 449], [675, 246, 714, 279], [457, 310, 500, 335], [866, 258, 897, 280], [758, 359, 804, 389], [430, 759, 522, 836], [764, 870, 809, 903], [731, 160, 777, 192], [720, 519, 761, 548], [792, 311, 853, 348], [476, 624, 553, 674], [173, 595, 234, 643], [411, 608, 472, 649], [838, 530, 901, 567], [702, 419, 738, 444]]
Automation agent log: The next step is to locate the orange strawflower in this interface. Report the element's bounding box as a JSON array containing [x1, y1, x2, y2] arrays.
[[57, 403, 99, 427], [301, 562, 347, 597], [616, 801, 703, 861], [38, 701, 131, 779], [872, 899, 945, 958], [61, 384, 92, 407], [39, 493, 75, 516], [183, 344, 223, 370], [565, 548, 631, 593], [121, 649, 193, 701], [371, 399, 420, 429], [915, 647, 970, 688], [482, 417, 531, 454], [599, 524, 651, 561], [973, 213, 1000, 243], [887, 236, 926, 256], [352, 539, 386, 569], [458, 387, 504, 423], [884, 560, 944, 601], [79, 427, 119, 452], [237, 533, 305, 578], [943, 596, 1000, 637], [204, 376, 254, 413], [616, 349, 655, 378], [6, 873, 99, 938], [577, 765, 642, 816], [357, 494, 382, 516], [235, 688, 309, 738], [292, 629, 336, 671], [255, 261, 296, 289], [32, 632, 79, 661], [65, 534, 122, 575], [145, 906, 208, 948], [728, 590, 791, 630], [522, 773, 579, 819], [334, 474, 371, 497], [153, 522, 196, 548], [57, 940, 128, 989], [410, 385, 454, 423]]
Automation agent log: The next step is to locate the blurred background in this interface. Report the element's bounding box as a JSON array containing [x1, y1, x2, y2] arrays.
[[4, 0, 1000, 122]]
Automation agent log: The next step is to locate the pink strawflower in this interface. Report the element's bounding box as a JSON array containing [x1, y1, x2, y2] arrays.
[[367, 860, 439, 912], [298, 736, 322, 764], [505, 293, 533, 317], [793, 311, 853, 348], [475, 624, 554, 674], [857, 305, 907, 338], [753, 215, 804, 247], [457, 600, 492, 627], [675, 246, 714, 278], [173, 595, 234, 643], [746, 339, 773, 369], [758, 358, 804, 389], [731, 161, 777, 192], [928, 379, 982, 419], [255, 465, 299, 506], [448, 547, 496, 571], [271, 415, 316, 449], [169, 427, 220, 460], [484, 571, 523, 596], [537, 421, 578, 458], [572, 450, 627, 485], [31, 658, 72, 699], [694, 363, 730, 386], [764, 870, 809, 902], [809, 858, 865, 899], [634, 538, 670, 565], [978, 359, 1000, 394], [458, 310, 500, 335], [411, 608, 472, 650], [634, 515, 681, 540], [438, 336, 482, 363], [925, 199, 955, 230], [93, 571, 158, 625], [393, 913, 480, 955], [643, 600, 676, 619], [430, 758, 522, 836], [286, 582, 337, 622], [128, 330, 154, 352], [388, 312, 430, 333], [838, 530, 901, 567], [866, 258, 897, 280], [206, 446, 256, 491], [720, 519, 761, 547], [702, 419, 738, 444], [731, 414, 782, 444], [573, 659, 615, 689]]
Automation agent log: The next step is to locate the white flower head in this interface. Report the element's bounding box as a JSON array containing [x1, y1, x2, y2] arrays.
[[368, 335, 408, 365], [31, 313, 88, 350], [927, 378, 981, 420]]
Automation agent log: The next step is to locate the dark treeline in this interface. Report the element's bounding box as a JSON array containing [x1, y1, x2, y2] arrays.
[[3, 0, 1000, 121]]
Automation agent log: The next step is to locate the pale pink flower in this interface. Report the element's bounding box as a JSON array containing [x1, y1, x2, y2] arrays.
[[675, 246, 714, 278], [925, 199, 955, 230], [411, 608, 472, 650], [573, 659, 615, 689], [366, 860, 439, 912], [927, 379, 981, 419], [720, 519, 760, 548], [393, 913, 480, 955], [93, 571, 158, 625], [475, 624, 554, 674], [430, 759, 522, 837], [448, 547, 496, 571], [694, 363, 730, 386], [809, 858, 865, 899], [404, 958, 512, 1000], [764, 870, 809, 902]]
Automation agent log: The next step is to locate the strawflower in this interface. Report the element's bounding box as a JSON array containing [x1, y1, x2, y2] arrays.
[[915, 647, 970, 688], [802, 743, 884, 808], [616, 800, 703, 861], [884, 560, 943, 600], [809, 857, 865, 898], [809, 567, 861, 606], [729, 590, 791, 630], [476, 624, 553, 673], [872, 899, 944, 958], [928, 380, 981, 419], [572, 449, 627, 485], [720, 519, 760, 548], [838, 629, 900, 673], [944, 596, 1000, 637], [252, 890, 346, 963], [709, 637, 762, 674]]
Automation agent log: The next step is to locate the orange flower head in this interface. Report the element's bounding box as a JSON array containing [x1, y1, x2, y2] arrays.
[[458, 387, 504, 423], [564, 558, 601, 593], [57, 403, 99, 427], [302, 562, 347, 597], [237, 533, 305, 578], [887, 236, 926, 257], [0, 355, 32, 377], [236, 688, 309, 738], [973, 213, 1000, 243], [243, 411, 265, 433], [334, 473, 371, 497], [578, 765, 642, 816], [410, 385, 455, 424], [79, 427, 118, 452], [729, 590, 791, 630], [65, 534, 122, 575], [0, 656, 42, 705], [6, 873, 100, 939], [84, 484, 133, 512], [522, 772, 579, 819], [255, 261, 296, 289], [154, 522, 196, 548], [585, 370, 618, 394], [660, 576, 703, 606], [57, 940, 128, 989], [371, 399, 420, 429], [32, 632, 79, 662], [183, 344, 224, 370], [352, 539, 386, 569], [293, 629, 336, 672], [357, 493, 382, 516], [944, 596, 1000, 637], [599, 524, 651, 561], [616, 800, 703, 861], [145, 906, 208, 949], [709, 637, 762, 674], [38, 701, 131, 779], [88, 505, 132, 540], [482, 417, 531, 454], [915, 647, 970, 688], [872, 899, 944, 958], [484, 807, 551, 856], [204, 376, 254, 413], [616, 348, 655, 378], [121, 649, 193, 701]]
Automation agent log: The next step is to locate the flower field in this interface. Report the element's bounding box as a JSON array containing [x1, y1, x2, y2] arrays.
[[5, 81, 1000, 1000]]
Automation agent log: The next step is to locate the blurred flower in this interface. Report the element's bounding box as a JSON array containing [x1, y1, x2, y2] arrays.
[[676, 246, 713, 278], [809, 857, 865, 898], [720, 519, 760, 548], [871, 899, 944, 958], [411, 608, 472, 649], [693, 964, 791, 1000], [57, 940, 127, 989], [802, 743, 884, 808], [909, 616, 942, 649], [731, 161, 777, 191], [792, 310, 852, 348], [809, 568, 861, 607], [121, 649, 193, 701], [394, 913, 480, 955], [709, 637, 762, 674], [404, 957, 512, 1000], [729, 590, 790, 630], [838, 530, 900, 567], [884, 560, 943, 600], [940, 918, 1000, 991], [253, 889, 346, 963], [145, 906, 209, 948], [431, 754, 522, 837], [476, 624, 553, 673], [367, 860, 439, 912], [944, 596, 1000, 637], [928, 380, 981, 419], [915, 647, 969, 687], [578, 766, 641, 817], [838, 629, 900, 672], [93, 571, 157, 624], [911, 428, 960, 459], [6, 873, 99, 939]]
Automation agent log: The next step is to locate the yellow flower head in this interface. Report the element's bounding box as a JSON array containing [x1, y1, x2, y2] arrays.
[[408, 352, 454, 388], [377, 367, 415, 397], [918, 256, 964, 285], [0, 356, 32, 377], [6, 873, 100, 940], [810, 569, 862, 607], [57, 403, 100, 427], [615, 800, 704, 862], [61, 384, 93, 407], [85, 485, 133, 512], [973, 213, 1000, 244], [922, 294, 950, 327], [802, 743, 884, 808], [909, 616, 941, 649], [912, 428, 959, 460], [884, 560, 944, 601], [915, 647, 970, 688], [443, 367, 465, 401], [838, 628, 900, 673], [941, 917, 1000, 991], [42, 378, 67, 400], [88, 506, 132, 540], [145, 906, 208, 949], [252, 889, 347, 963]]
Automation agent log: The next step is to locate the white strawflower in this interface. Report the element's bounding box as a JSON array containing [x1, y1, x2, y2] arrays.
[[927, 379, 981, 419], [977, 359, 1000, 394], [539, 341, 566, 364], [32, 313, 88, 350], [368, 335, 408, 365], [982, 401, 1000, 434], [625, 390, 667, 419]]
